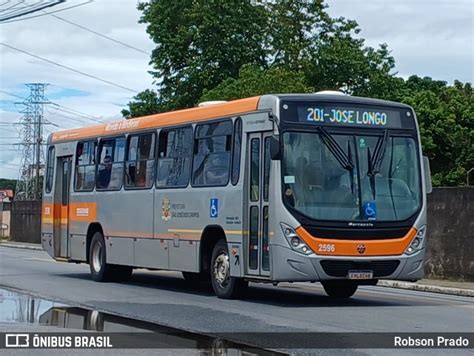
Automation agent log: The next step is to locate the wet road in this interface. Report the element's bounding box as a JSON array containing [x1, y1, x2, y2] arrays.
[[0, 246, 472, 354]]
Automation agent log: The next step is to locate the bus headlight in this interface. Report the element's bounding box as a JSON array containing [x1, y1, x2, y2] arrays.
[[280, 223, 313, 255], [405, 226, 426, 255]]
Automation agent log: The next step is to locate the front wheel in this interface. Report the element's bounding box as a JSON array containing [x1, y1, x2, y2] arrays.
[[321, 280, 358, 298], [210, 239, 247, 299], [89, 232, 132, 282]]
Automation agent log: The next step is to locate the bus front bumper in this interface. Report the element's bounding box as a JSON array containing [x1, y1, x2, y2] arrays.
[[270, 244, 425, 283]]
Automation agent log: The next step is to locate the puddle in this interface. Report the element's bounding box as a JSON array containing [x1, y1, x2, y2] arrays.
[[0, 288, 65, 324], [0, 288, 282, 354]]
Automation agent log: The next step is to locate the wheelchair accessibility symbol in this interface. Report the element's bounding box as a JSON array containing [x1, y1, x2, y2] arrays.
[[210, 198, 218, 218], [363, 202, 377, 220]]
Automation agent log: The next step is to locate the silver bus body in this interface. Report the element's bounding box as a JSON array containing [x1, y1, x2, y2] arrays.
[[41, 94, 429, 288]]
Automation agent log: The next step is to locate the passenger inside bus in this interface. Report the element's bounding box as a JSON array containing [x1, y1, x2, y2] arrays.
[[97, 155, 112, 189], [284, 155, 309, 206]]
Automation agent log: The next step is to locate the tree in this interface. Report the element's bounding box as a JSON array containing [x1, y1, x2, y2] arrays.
[[263, 1, 397, 96], [125, 0, 473, 186], [122, 89, 160, 118], [394, 77, 473, 186], [200, 64, 312, 102], [135, 0, 268, 113], [127, 0, 395, 116], [0, 178, 16, 192]]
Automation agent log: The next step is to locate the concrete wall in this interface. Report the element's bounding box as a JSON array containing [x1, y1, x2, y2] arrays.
[[425, 187, 474, 281], [1, 210, 10, 237]]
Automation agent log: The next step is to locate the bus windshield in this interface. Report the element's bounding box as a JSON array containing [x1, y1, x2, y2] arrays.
[[282, 131, 421, 222]]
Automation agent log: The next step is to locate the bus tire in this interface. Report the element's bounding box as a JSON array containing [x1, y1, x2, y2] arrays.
[[210, 239, 248, 299], [89, 232, 132, 282], [321, 280, 358, 298]]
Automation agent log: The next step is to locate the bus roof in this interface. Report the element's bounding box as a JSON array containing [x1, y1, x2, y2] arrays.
[[50, 93, 413, 144], [50, 96, 261, 143], [272, 93, 413, 109]]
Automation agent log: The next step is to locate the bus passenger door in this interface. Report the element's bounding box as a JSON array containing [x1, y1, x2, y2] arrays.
[[246, 132, 271, 277], [53, 156, 72, 258]]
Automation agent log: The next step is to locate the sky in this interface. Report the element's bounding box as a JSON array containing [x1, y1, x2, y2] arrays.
[[0, 0, 472, 179]]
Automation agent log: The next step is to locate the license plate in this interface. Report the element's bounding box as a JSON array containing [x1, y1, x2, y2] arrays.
[[347, 270, 373, 280]]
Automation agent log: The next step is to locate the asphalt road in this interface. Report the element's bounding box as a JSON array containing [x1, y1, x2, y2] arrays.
[[0, 246, 472, 354]]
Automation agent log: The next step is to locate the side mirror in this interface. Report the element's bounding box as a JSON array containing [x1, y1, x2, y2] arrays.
[[423, 156, 432, 194], [270, 136, 281, 160]]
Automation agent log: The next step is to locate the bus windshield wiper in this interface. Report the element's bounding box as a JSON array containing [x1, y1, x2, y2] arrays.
[[367, 130, 389, 197], [318, 126, 354, 172]]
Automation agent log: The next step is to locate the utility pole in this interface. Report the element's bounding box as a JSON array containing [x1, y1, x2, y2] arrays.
[[15, 83, 50, 201]]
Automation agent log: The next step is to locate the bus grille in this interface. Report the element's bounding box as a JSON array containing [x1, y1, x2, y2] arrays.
[[320, 260, 400, 278]]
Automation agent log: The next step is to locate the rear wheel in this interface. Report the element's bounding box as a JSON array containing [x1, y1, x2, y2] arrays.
[[322, 280, 358, 298], [89, 232, 132, 282], [210, 239, 247, 299]]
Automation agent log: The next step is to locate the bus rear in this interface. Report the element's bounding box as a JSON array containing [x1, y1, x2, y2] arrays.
[[266, 94, 431, 297]]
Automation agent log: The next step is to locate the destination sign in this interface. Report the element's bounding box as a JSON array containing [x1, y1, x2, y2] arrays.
[[304, 107, 396, 126], [281, 101, 415, 129]]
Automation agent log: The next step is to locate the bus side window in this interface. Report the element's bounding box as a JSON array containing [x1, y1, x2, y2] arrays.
[[45, 146, 55, 193], [250, 138, 260, 201], [231, 117, 242, 185], [74, 140, 96, 192], [125, 132, 156, 189], [96, 137, 125, 190], [263, 137, 271, 201], [156, 126, 193, 188], [192, 120, 232, 187]]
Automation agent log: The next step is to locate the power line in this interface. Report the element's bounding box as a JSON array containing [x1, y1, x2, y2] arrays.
[[46, 108, 101, 126], [0, 0, 93, 24], [0, 127, 18, 133], [52, 103, 98, 119], [0, 0, 65, 22], [1, 88, 104, 122], [0, 42, 139, 93], [0, 88, 23, 100], [43, 118, 66, 129], [48, 107, 104, 125], [50, 104, 103, 122], [47, 12, 149, 55]]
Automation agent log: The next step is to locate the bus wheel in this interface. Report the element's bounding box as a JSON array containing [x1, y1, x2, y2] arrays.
[[210, 239, 247, 299], [89, 232, 132, 282], [321, 280, 358, 298]]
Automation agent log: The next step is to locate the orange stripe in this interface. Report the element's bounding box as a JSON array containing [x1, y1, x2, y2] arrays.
[[51, 97, 260, 143], [69, 202, 97, 222], [296, 226, 417, 256]]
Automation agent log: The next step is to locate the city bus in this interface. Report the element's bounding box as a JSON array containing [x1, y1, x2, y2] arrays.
[[41, 92, 432, 299]]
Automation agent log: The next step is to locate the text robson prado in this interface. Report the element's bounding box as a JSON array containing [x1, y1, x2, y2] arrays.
[[394, 336, 469, 348]]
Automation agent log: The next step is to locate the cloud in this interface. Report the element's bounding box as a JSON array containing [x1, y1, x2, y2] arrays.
[[325, 0, 473, 82], [1, 0, 155, 178]]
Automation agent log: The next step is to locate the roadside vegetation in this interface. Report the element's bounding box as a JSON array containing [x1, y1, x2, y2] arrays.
[[120, 0, 472, 187]]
